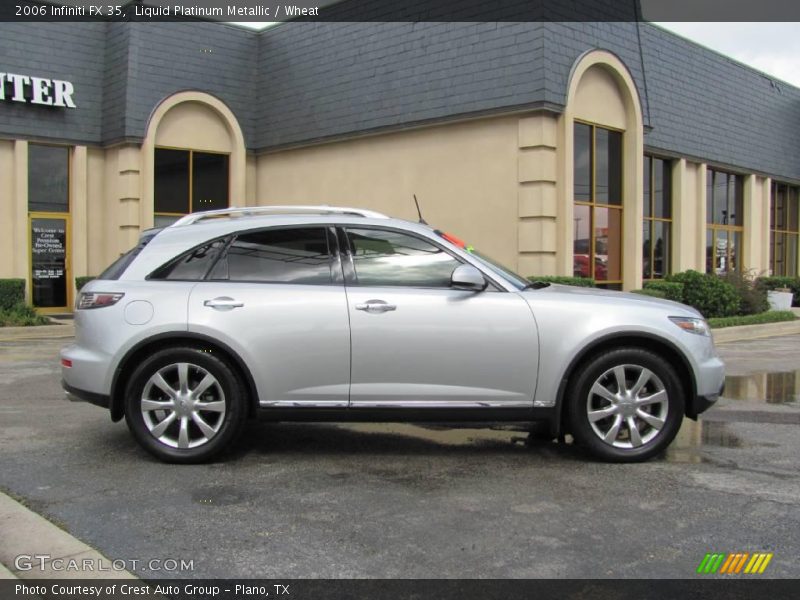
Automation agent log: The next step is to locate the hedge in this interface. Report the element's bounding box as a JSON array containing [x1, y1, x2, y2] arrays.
[[757, 276, 800, 307], [665, 270, 740, 318], [75, 276, 96, 291], [527, 276, 595, 288], [0, 279, 25, 311], [642, 280, 683, 302], [708, 310, 796, 329], [0, 303, 50, 327]]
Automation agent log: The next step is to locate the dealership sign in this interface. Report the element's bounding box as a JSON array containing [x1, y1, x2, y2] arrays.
[[0, 72, 76, 108]]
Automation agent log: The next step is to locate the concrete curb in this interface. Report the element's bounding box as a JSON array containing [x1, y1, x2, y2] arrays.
[[0, 491, 136, 580], [0, 323, 74, 342], [713, 318, 800, 344]]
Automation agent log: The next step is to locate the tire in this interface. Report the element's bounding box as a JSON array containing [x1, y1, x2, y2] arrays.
[[566, 347, 684, 462], [124, 347, 248, 463]]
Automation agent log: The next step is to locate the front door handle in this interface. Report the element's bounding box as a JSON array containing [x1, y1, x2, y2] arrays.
[[355, 299, 397, 313], [203, 297, 244, 311]]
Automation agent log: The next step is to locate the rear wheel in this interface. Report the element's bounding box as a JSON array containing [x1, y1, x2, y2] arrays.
[[124, 347, 247, 463], [566, 348, 684, 462]]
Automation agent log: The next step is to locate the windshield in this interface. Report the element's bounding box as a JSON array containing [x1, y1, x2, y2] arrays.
[[435, 230, 531, 290]]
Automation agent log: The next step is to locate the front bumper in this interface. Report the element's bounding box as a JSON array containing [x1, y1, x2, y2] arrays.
[[687, 381, 724, 420], [63, 381, 110, 409]]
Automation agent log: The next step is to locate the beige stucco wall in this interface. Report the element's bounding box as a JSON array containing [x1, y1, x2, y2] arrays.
[[256, 115, 522, 272]]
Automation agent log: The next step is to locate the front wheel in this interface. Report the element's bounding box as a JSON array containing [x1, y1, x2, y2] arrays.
[[566, 348, 684, 462], [124, 347, 247, 463]]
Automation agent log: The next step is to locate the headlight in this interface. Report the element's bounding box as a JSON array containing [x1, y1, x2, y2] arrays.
[[669, 316, 710, 337]]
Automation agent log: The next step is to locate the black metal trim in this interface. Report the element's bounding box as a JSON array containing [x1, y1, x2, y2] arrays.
[[255, 406, 556, 424], [63, 381, 110, 409]]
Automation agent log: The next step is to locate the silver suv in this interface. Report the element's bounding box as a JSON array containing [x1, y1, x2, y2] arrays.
[[61, 206, 725, 463]]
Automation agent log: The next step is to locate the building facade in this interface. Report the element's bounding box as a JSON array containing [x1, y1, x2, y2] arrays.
[[1, 12, 799, 311]]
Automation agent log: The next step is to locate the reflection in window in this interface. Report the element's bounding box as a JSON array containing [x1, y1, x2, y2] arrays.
[[211, 228, 331, 284], [643, 156, 672, 280], [706, 169, 744, 274], [29, 144, 69, 213], [151, 240, 226, 280], [573, 122, 623, 288], [346, 228, 461, 287], [770, 182, 799, 276]]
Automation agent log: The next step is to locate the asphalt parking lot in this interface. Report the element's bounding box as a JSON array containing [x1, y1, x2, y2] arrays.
[[1, 332, 799, 579]]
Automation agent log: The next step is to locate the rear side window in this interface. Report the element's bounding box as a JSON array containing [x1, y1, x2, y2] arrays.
[[98, 230, 159, 280], [149, 239, 226, 280], [345, 227, 460, 288], [210, 228, 332, 284]]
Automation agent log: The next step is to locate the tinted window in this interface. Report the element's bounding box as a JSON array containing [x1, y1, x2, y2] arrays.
[[574, 123, 591, 201], [211, 228, 332, 284], [29, 144, 69, 213], [98, 230, 159, 280], [150, 239, 226, 280], [192, 153, 229, 212], [154, 149, 190, 215], [346, 228, 460, 288]]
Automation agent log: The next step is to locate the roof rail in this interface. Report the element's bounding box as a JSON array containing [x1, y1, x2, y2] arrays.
[[170, 205, 389, 227]]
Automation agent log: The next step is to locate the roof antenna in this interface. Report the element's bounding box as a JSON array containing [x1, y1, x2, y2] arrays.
[[413, 194, 428, 225]]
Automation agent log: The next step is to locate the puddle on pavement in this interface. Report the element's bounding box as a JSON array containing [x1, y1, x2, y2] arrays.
[[723, 371, 800, 404], [666, 419, 748, 463], [338, 423, 530, 448]]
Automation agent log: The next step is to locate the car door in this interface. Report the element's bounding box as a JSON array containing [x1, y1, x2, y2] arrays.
[[341, 226, 539, 408], [187, 226, 351, 407]]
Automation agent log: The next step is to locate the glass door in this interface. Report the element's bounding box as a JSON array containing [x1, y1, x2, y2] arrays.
[[29, 214, 70, 312]]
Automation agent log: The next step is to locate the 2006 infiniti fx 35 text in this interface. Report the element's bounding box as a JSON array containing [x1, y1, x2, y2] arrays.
[[61, 206, 725, 463]]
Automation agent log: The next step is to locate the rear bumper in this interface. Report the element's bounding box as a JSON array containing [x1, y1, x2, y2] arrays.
[[63, 381, 110, 409]]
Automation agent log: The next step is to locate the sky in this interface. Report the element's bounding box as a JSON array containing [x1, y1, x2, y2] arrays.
[[232, 21, 800, 89]]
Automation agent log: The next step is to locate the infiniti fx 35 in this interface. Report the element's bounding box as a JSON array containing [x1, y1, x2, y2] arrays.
[[61, 206, 725, 463]]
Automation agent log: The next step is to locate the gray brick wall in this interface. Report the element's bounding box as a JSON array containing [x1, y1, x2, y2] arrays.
[[0, 22, 106, 143], [121, 22, 258, 147], [255, 21, 547, 148], [1, 16, 799, 183]]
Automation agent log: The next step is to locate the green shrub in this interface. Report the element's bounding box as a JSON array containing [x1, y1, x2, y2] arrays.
[[642, 280, 684, 302], [757, 276, 800, 307], [708, 311, 796, 329], [75, 276, 96, 291], [720, 270, 769, 315], [0, 303, 50, 327], [527, 276, 595, 288], [665, 270, 739, 318], [0, 279, 25, 311], [630, 289, 667, 299]]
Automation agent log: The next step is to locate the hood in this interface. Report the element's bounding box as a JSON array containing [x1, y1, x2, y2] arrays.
[[523, 284, 701, 316]]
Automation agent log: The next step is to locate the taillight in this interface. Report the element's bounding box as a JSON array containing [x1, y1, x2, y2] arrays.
[[78, 292, 124, 310], [61, 358, 72, 368]]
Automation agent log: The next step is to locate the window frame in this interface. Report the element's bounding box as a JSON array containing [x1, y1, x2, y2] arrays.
[[154, 145, 230, 224], [705, 168, 745, 275], [642, 154, 673, 281], [770, 181, 800, 276], [573, 120, 625, 289]]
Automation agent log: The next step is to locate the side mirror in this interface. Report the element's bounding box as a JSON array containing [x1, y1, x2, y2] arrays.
[[451, 264, 487, 291]]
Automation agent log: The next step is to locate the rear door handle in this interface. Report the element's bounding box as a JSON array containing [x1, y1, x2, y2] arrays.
[[203, 297, 244, 311], [355, 299, 397, 313]]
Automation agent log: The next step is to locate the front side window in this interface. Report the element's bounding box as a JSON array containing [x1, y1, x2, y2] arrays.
[[573, 122, 624, 289], [706, 169, 744, 274], [154, 148, 229, 227], [643, 156, 672, 280], [771, 182, 799, 276], [345, 228, 461, 288], [210, 228, 332, 284]]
